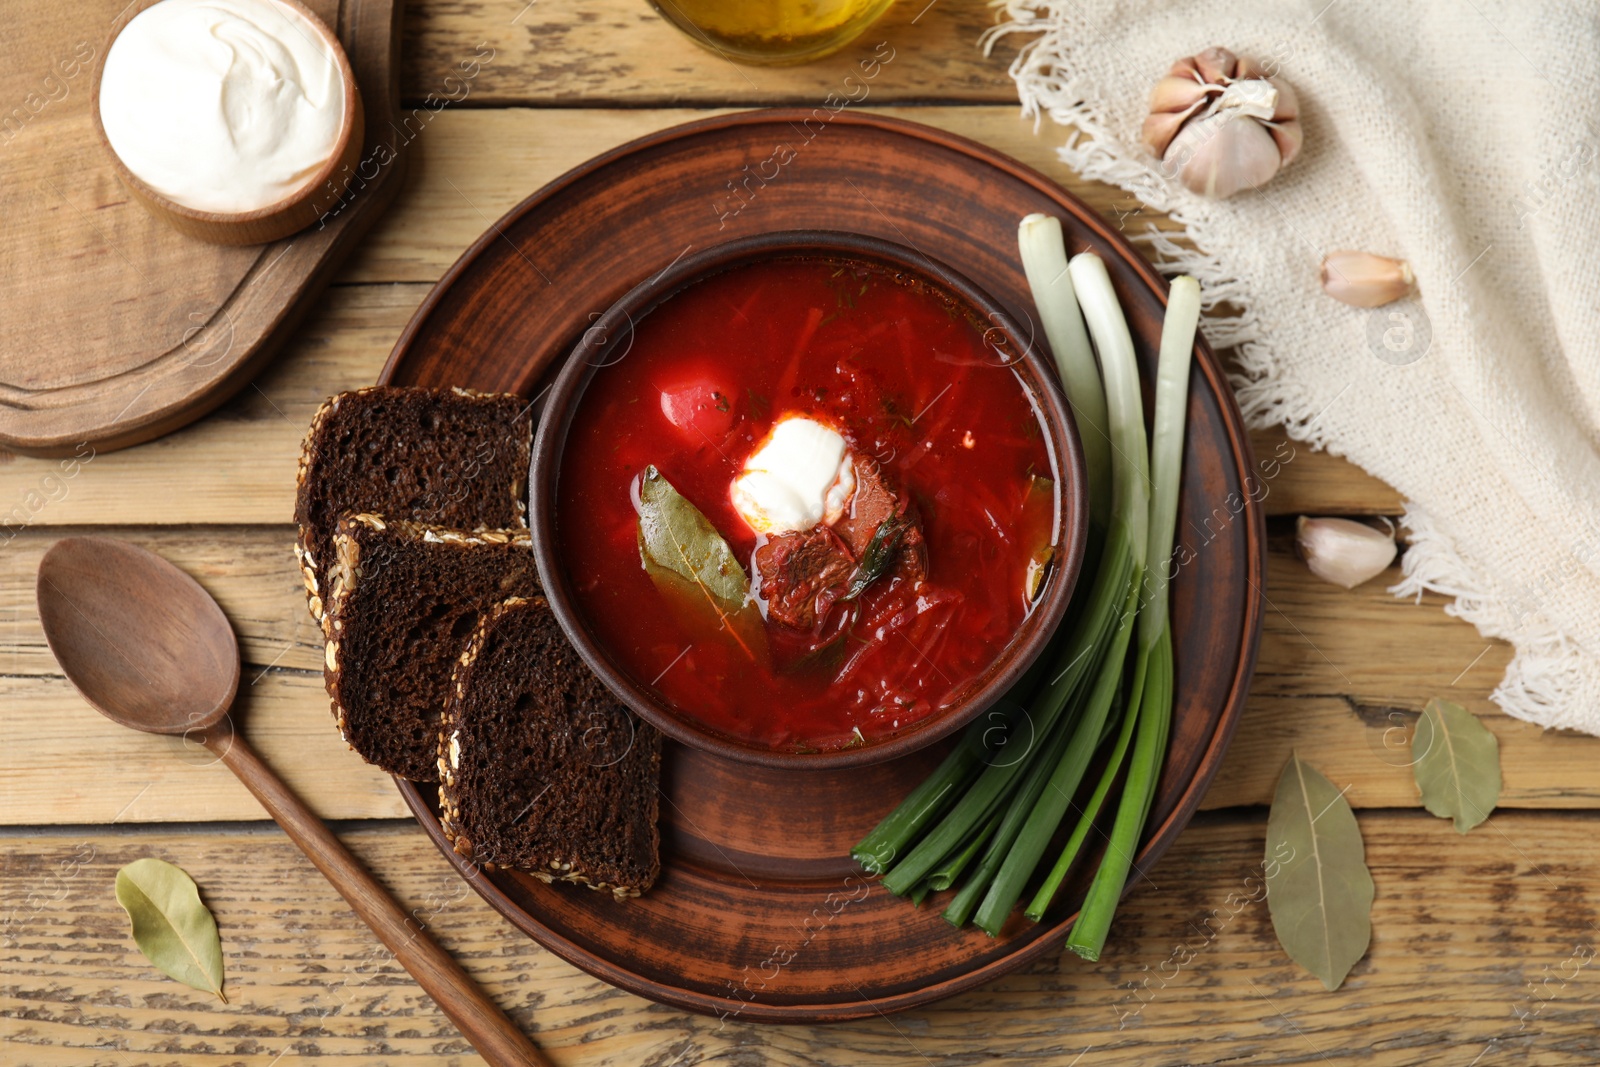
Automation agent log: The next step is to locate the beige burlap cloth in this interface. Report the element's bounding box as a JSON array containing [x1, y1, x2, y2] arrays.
[[985, 1, 1600, 733]]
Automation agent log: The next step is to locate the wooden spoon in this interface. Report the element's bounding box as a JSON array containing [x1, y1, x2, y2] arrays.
[[36, 536, 553, 1067]]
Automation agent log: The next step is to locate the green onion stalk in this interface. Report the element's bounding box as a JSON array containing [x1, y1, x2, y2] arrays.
[[1018, 214, 1111, 531], [1061, 272, 1200, 958]]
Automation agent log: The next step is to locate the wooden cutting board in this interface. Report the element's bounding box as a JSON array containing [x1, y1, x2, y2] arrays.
[[0, 0, 403, 457]]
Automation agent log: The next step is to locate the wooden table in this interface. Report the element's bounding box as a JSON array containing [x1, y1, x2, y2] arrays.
[[5, 3, 1599, 1064]]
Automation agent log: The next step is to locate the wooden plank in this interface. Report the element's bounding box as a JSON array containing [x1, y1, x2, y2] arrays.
[[2, 525, 1593, 825], [400, 0, 1017, 108], [1246, 427, 1402, 517], [0, 672, 404, 825], [4, 813, 1597, 1064], [0, 527, 403, 823], [339, 108, 727, 285]]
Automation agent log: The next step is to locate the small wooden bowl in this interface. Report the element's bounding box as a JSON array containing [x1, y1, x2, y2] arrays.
[[530, 230, 1091, 771], [91, 0, 363, 246]]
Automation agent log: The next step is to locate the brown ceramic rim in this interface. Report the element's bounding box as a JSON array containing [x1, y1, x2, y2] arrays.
[[382, 108, 1266, 1023], [90, 0, 364, 245], [529, 230, 1088, 770]]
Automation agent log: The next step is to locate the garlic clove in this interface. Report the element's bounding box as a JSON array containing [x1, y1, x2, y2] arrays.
[[1149, 74, 1211, 115], [1168, 54, 1202, 80], [1170, 111, 1283, 199], [1269, 78, 1300, 121], [1235, 55, 1270, 80], [1142, 106, 1198, 157], [1268, 118, 1304, 167], [1192, 45, 1239, 83], [1296, 516, 1398, 589], [1320, 250, 1416, 308]]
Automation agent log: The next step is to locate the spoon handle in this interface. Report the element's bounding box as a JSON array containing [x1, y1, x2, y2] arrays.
[[206, 722, 554, 1067]]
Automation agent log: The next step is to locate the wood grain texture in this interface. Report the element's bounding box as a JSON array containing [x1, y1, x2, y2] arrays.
[[2, 525, 1591, 826], [0, 0, 405, 456], [4, 815, 1598, 1063], [400, 0, 1018, 107]]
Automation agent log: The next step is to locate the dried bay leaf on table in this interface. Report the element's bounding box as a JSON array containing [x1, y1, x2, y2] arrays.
[[114, 858, 226, 1001], [1413, 697, 1501, 833], [1265, 753, 1374, 992], [636, 465, 767, 663]]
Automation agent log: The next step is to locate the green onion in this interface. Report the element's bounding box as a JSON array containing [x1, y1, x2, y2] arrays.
[[973, 577, 1143, 935], [1066, 252, 1152, 564], [851, 716, 988, 875], [928, 808, 1003, 892], [1142, 275, 1201, 647], [1064, 275, 1201, 959], [879, 729, 1035, 896], [1023, 678, 1143, 922], [1064, 625, 1172, 956], [940, 696, 1082, 927], [1019, 214, 1111, 528]]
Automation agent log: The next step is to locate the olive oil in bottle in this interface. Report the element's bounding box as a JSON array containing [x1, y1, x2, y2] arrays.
[[651, 0, 895, 65]]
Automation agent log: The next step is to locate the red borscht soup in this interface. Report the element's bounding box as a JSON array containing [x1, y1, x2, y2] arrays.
[[557, 256, 1060, 753]]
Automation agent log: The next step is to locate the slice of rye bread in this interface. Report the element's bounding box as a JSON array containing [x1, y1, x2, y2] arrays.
[[439, 596, 662, 897], [295, 385, 531, 623], [323, 514, 543, 781]]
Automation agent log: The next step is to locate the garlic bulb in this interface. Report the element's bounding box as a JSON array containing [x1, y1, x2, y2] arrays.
[[1142, 46, 1302, 199], [1320, 250, 1415, 308], [1296, 516, 1397, 589]]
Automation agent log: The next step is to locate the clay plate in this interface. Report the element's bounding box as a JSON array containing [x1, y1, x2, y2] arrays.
[[384, 110, 1265, 1023]]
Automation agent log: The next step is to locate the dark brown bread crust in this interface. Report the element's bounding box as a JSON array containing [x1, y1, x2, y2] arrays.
[[439, 596, 662, 897], [294, 385, 531, 622], [323, 515, 542, 781]]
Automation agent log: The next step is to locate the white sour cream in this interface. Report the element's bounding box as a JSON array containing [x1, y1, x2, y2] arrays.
[[99, 0, 345, 213], [730, 415, 856, 535]]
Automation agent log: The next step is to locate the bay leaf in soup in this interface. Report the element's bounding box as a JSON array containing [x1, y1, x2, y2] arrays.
[[1265, 753, 1373, 992], [1020, 474, 1056, 602], [115, 857, 226, 1001], [636, 465, 766, 661], [1412, 698, 1501, 833]]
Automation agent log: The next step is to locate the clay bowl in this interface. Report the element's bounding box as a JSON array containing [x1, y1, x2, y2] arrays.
[[530, 229, 1089, 770], [91, 0, 363, 246]]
